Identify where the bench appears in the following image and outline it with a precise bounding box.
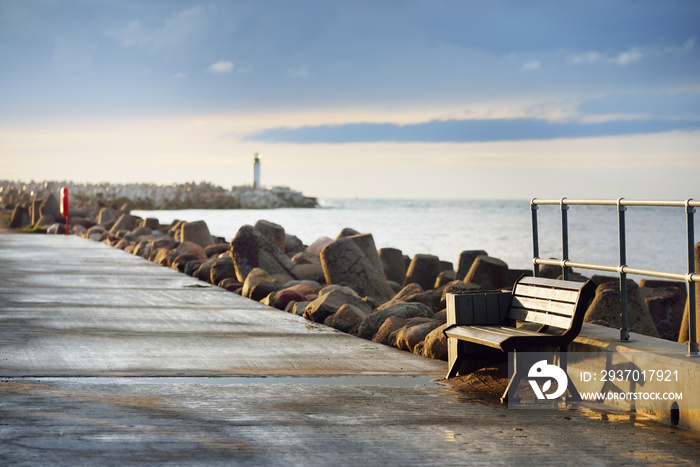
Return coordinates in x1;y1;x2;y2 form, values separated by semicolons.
443;276;596;402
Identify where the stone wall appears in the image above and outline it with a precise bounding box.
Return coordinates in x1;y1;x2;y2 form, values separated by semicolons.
0;180;318;211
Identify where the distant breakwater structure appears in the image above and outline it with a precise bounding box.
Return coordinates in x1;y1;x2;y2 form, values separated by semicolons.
0;180;318;211
2;184;695;366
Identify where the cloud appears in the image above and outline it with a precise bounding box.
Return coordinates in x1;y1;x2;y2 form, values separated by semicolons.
567;51;605;65
109;6;204;54
208;60;234;74
287;66;309;78
568;37;696;66
611;47;643;66
244;117;700;144
170;72;186;79
666;37;696;55
522;60;541;71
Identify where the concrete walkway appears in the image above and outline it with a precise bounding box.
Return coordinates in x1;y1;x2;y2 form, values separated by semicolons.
1;234;699;465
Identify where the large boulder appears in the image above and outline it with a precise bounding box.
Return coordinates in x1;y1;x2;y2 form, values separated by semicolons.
538;263;565;280
346;234;386;280
9;205;29;228
194;257;218;283
152;248;175;266
376;283;433;312
39;192;61;219
306;237;334;256
291;251;318;265
171;253;201;272
336;227;360;239
392;319;443;352
303;287;372;324
184;259;206;276
288;301;311;316
132;238;154;258
46;223;66;235
379;247;406;284
35;214;56;227
181;220;215;248
254;220;286;251
110;213;137;234
420;323;450;360
324;303;371;335
320;237;395;302
357;302;434;340
640;280;687;341
285;234;305;255
264;282;318;310
204;243;230;258
173;241;207;260
584;280;660;338
97;207;118;226
435;270;456;288
150;236;178;252
290;262;325;283
141;217;160;230
372;316;416;345
404;254;441;291
242;268;282;301
229;225;298;283
464;255;509;290
265;287;307;311
85;225;106;240
456;250;488;281
210;256;237;285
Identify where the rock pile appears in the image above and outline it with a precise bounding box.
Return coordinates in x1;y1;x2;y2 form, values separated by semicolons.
0;180;318;211
4;187;694;364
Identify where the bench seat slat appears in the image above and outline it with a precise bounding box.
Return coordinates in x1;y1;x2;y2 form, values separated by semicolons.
444;325;545;349
518;276;587;291
508;308;572;328
514;284;579;303
509;296;576;317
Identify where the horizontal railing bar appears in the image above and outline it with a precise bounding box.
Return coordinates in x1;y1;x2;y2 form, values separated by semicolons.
533;258;700;283
532;198;700;208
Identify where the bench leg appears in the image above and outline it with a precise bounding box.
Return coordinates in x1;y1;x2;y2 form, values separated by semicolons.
501;352;524;403
446;338;464;378
557;349;581;402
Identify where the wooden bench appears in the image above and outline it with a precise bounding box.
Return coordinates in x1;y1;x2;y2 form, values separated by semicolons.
443;276;596;402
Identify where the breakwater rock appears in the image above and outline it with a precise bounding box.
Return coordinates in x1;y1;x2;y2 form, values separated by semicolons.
0;180;318;211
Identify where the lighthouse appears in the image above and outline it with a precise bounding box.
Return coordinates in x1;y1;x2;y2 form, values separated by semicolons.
253;153;261;191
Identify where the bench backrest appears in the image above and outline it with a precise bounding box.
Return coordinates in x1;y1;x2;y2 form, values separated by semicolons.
508;276;594;335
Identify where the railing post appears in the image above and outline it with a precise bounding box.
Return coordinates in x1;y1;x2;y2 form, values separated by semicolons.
531;199;540;277
560;198;569;280
686;199;698;356
618;198;629;341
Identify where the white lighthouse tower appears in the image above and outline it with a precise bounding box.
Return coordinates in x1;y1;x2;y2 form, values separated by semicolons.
253;153;261;191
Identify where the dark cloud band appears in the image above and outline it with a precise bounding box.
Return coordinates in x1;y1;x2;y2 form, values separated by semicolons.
245;118;700;144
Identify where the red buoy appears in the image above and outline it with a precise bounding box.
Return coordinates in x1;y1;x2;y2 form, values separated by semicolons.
59;187;69;235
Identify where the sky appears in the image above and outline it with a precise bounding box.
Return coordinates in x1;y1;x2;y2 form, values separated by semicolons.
1;0;699;200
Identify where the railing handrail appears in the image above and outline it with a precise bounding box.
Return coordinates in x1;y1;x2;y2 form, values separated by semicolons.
530;197;698;357
532;198;700;208
532;258;700;283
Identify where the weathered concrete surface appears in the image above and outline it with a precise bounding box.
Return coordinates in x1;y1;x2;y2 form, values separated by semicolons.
0;235;441;378
1;234;700;466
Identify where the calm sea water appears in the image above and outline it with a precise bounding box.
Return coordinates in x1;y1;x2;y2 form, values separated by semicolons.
134;198;695;277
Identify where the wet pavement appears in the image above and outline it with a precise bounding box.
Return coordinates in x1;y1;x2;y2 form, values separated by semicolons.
1;234;699;466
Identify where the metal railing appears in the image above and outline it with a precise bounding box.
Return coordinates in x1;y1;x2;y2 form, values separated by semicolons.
530;198;699;356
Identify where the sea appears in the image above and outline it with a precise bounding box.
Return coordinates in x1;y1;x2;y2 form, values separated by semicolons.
133;198;696;279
